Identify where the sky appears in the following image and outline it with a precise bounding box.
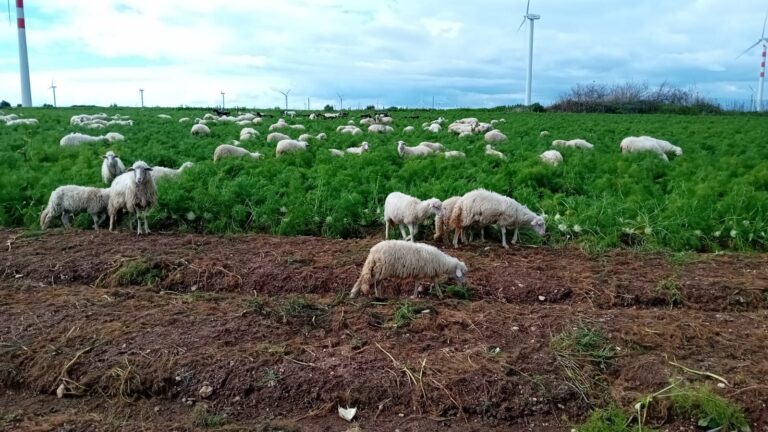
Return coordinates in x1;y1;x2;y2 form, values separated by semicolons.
0;0;767;109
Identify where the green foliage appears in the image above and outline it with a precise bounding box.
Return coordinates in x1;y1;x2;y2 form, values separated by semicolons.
551;325;616;403
671;383;750;431
444;284;473;300
2;108;767;252
656;277;684;307
192;405;228;428
115;257;164;286
576;408;649;432
393;301;415;328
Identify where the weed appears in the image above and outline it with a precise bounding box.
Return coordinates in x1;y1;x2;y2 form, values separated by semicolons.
551;325;615;403
670;383;750;431
115;257;164;286
192;405;228;428
393;302;415;328
258;368;279;387
575;408;649;432
278;296;327;325
0;411;22;427
655;277;684;307
244;297;265;314
444;284;473;300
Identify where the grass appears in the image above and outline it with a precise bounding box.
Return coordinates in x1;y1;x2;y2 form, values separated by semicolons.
114;257;164;286
192;405;228;428
392;301;436;327
443;284;473;300
258;368;279;387
655;277;684;307
670;383;750;431
277;295;327;325
2;107;767;252
576;408;650;432
550;325;616;403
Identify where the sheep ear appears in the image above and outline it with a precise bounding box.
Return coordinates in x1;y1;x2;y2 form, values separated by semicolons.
145;167;153;171
127;167;135;172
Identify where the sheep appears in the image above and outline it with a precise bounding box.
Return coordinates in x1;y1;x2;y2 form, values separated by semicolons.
268;119;289;131
213;144;263;162
448;122;475;135
203;113;218;121
485;144;507;159
316;133;327;140
374;115;393;125
397;141;436;157
179;117;190;123
104;132;125;142
418;141;444;152
484;129;507;143
346;142;369;155
298;133;313;142
101;151;126;184
107;120;134;126
60;132;104;147
619;136;680;161
151;162;194;180
6;118;39;126
252;117;263;125
157;114;172;120
329;149;346;157
349;240;468;299
450;189;545;248
85;123;105;129
540;149;563;166
403;126;415;134
191;124;211;136
360;118;375;126
267;132;291;143
458;131;473;139
368;124;394;134
383;192;442;242
309;113;317;120
338;125;363;135
424;123;441;133
552;139;594;149
107;161;157;235
1;114;19;122
290;124;306;130
540;130;550;137
444;151;466;158
284;110;296;119
39;185;111;230
434;196;461;242
240;127;259;140
275;139;308;157
642;136;682;156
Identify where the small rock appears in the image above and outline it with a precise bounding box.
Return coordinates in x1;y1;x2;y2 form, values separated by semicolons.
154;406;160;413
199;385;214;398
717;383;726;389
538;295;546;301
233;396;240;402
512;326;519;331
398;413;404;417
338;406;357;422
56;384;65;398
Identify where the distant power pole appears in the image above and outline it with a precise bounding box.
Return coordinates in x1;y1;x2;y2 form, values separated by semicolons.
307;97;310;110
49;81;57;107
221;91;226;109
139;89;144;107
432;95;435;110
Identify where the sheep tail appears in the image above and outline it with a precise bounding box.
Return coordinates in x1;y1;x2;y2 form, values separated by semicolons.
39;197;57;229
350;254;375;298
449;201;463;231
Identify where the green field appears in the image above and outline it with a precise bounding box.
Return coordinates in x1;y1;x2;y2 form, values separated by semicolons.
1;107;767;252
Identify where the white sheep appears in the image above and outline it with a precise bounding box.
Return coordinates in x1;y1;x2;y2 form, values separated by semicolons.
101;151;126;184
339;125;363;136
444;151;466;158
485;144;507;159
383;192;442;242
5;118;38;126
237;120;252;126
490;119;506;126
39;185;111;230
151;162;194;180
108;161;157;235
418;141;444;152
298;133;313;142
267;132;291;143
434;196;461;242
157;114;172;120
268;120;289;131
284;110;296;119
104;132;125;142
213;144;263;162
316;133;327;140
203;113;218;121
329;149;346;157
458;131;473;139
620;136;680;161
191;124;211;136
540;130;550;137
240;127;259;140
346;142;369;155
107;120;134;126
397;141;436;157
403;126;415;134
179;118;190;123
290;124;306;130
252;117;264;125
360;118;375;126
450;188;545;248
60;132;104;147
424;123;441;133
275;139;309;157
368;124;394;134
540;150;563;166
349;240;468;299
552;139;594;149
484;130;507;143
642;136;682;156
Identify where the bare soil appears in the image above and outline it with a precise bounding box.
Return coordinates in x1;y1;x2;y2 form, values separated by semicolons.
1;229;767;431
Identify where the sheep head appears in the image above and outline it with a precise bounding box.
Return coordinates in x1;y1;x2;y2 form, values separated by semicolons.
361;142;369;152
452;261;468;283
424;198;443;216
127;161;153;185
530;216;546;236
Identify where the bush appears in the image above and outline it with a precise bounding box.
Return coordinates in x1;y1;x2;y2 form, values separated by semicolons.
0;100;10;108
323;104;334;111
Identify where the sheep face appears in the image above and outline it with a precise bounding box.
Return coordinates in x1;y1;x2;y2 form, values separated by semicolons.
530;216;546;236
127;163;152;185
103;151;119;168
425;198;443;216
452;261;468;283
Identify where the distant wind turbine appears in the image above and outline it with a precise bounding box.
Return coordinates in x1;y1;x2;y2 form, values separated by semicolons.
49;80;57;107
278;89;291;110
221;91;226;109
738;8;768;111
9;0;32;106
337;93;344;110
518;0;540;106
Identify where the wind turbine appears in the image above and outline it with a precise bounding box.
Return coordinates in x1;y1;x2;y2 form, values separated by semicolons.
10;0;32;106
518;0;540;106
49;80;57;107
221;91;226;109
738;8;768;111
337;93;344;111
278;89;290;110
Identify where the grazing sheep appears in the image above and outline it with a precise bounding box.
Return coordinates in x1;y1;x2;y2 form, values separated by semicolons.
290;124;306;130
85;123;105;129
60;132;104;147
450;189;545;248
101;151;126;184
484;130;507;143
179;117;190;123
368;124;394;134
374;115;393;125
268;119;289;131
107;161;157;235
203;113;218;121
424;123;441;133
383;192;442;242
418;141;444;152
329;149;345;157
298;133;313;142
284;110;296;119
360;118;375;126
240;127;259;141
151;162;194;180
444;151;466;158
540;150;563;166
339;125;363;136
552;139;594;149
458;131;473;139
213;144;263;162
434;196;461;242
485;144;507;159
107;120;134;126
349;240;468;299
540;130;550;137
620;136;680;161
39;185;111;230
267;132;291;143
157;114;172;120
403;126;415;134
275;139;308;157
104;132;125;142
397;141;436;157
309;113;317;120
191;124;211;136
316;132;327;140
5;118;38;126
490;119;507;126
252;117;264;125
346;142;369;155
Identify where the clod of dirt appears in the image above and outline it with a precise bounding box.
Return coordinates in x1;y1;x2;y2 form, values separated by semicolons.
199;385;213;398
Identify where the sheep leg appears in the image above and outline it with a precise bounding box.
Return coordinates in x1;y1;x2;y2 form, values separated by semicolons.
374;280;381;298
142;212;150;234
480;227;485;242
433;278;443;299
398;225;408;240
385;220;389;239
452;228;462;247
501;226;509;249
91;214;100;230
408;224;418;242
109;213;115;232
411;282;420;299
512;227;519;244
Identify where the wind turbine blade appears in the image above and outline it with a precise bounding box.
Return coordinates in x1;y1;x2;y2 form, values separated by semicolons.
762;7;768;38
737;39;762;59
525;0;531;15
7;0;11;26
517;16;527;32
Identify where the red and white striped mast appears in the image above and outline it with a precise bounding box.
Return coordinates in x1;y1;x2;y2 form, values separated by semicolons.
15;0;32;107
758;42;766;112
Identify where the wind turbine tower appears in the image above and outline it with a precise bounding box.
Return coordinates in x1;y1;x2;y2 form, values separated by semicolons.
15;0;32;106
49;81;57;107
518;0;540;106
739;10;768;111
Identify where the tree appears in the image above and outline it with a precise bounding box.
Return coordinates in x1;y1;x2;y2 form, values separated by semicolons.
323;104;334;111
0;100;10;108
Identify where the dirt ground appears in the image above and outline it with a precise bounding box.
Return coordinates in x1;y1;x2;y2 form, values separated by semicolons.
1;229;767;432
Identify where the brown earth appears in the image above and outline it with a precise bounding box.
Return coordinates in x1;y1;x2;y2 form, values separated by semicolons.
1;229;767;431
